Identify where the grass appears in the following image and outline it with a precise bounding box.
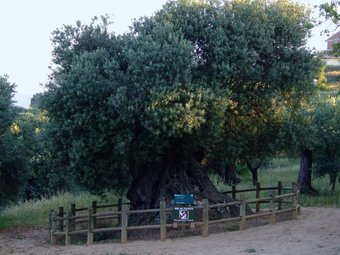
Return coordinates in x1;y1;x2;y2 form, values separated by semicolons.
0;191;120;229
212;157;340;208
0;158;339;230
324;65;340;92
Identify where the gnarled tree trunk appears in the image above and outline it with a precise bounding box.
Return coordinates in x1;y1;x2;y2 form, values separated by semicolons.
127;153;249;224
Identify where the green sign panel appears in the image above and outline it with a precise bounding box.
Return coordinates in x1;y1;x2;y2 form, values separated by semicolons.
173;207;194;222
173;194;194;205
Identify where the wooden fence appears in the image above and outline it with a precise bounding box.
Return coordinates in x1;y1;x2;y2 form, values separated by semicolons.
48;182;301;245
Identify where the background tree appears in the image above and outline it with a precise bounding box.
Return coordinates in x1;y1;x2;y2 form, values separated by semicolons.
8;108;52;199
0;76;52;204
0;75;15;134
313;95;340;191
319;1;340;27
280;93;340;194
42;0;319;216
241;112;282;186
279;95;322;195
0;75;21;204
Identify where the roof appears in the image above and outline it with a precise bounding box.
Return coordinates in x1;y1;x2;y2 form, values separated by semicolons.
326;30;340;42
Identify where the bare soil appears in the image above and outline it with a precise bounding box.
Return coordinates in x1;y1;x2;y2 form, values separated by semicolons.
0;207;339;255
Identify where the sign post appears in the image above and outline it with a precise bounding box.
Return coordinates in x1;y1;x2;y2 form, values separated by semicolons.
172;194;195;226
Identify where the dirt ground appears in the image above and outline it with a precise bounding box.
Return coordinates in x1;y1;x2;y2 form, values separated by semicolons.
0;207;339;255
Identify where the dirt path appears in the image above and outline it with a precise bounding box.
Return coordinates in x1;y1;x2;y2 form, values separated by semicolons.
0;207;339;255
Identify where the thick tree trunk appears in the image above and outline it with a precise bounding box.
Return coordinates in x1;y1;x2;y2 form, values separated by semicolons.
298;149;317;194
127;157;249;224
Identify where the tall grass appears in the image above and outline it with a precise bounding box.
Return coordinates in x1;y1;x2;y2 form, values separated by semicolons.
0;191;121;229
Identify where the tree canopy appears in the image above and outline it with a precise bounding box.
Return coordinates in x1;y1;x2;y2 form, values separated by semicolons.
0;75;15;135
312;95;340;191
0;75;21;203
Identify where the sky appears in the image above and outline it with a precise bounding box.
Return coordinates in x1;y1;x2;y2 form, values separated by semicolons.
0;0;336;108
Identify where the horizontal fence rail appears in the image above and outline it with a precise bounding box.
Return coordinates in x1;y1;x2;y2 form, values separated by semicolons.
48;182;301;245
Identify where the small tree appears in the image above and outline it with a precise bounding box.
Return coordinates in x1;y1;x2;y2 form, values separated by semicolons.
313;95;340;191
280;99;319;194
283;94;340;193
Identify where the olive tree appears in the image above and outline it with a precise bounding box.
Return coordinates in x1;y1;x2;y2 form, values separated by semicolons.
313;95;340;191
43;0;319;216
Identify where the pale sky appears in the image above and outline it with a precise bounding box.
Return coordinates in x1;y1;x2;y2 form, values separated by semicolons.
0;0;335;108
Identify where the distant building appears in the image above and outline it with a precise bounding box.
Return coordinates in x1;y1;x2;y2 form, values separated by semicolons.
326;30;340;50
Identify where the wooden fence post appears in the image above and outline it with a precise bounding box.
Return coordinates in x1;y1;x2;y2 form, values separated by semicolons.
270;192;276;224
87;208;93;245
278;181;282;210
239;195;246;231
70;204;76;232
58;207;64;232
118;198;122;225
50;210;57;245
202;199;209;237
232;185;236;200
295;182;301;216
71;203;76;214
92;201;97;229
292;182;300;218
292;192;298;220
48;210;52;240
121;204;128;243
256;182;261;212
65;210;71;245
160;200;167;241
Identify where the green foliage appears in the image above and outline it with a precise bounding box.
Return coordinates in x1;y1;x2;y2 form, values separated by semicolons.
316;65;328;90
319;1;340;26
331;42;340;57
0;79;61;203
0;75;15;135
0;107;53;202
0;75;21;204
312;95;340;189
30;92;44;108
280;92;340;187
42;0;319;193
